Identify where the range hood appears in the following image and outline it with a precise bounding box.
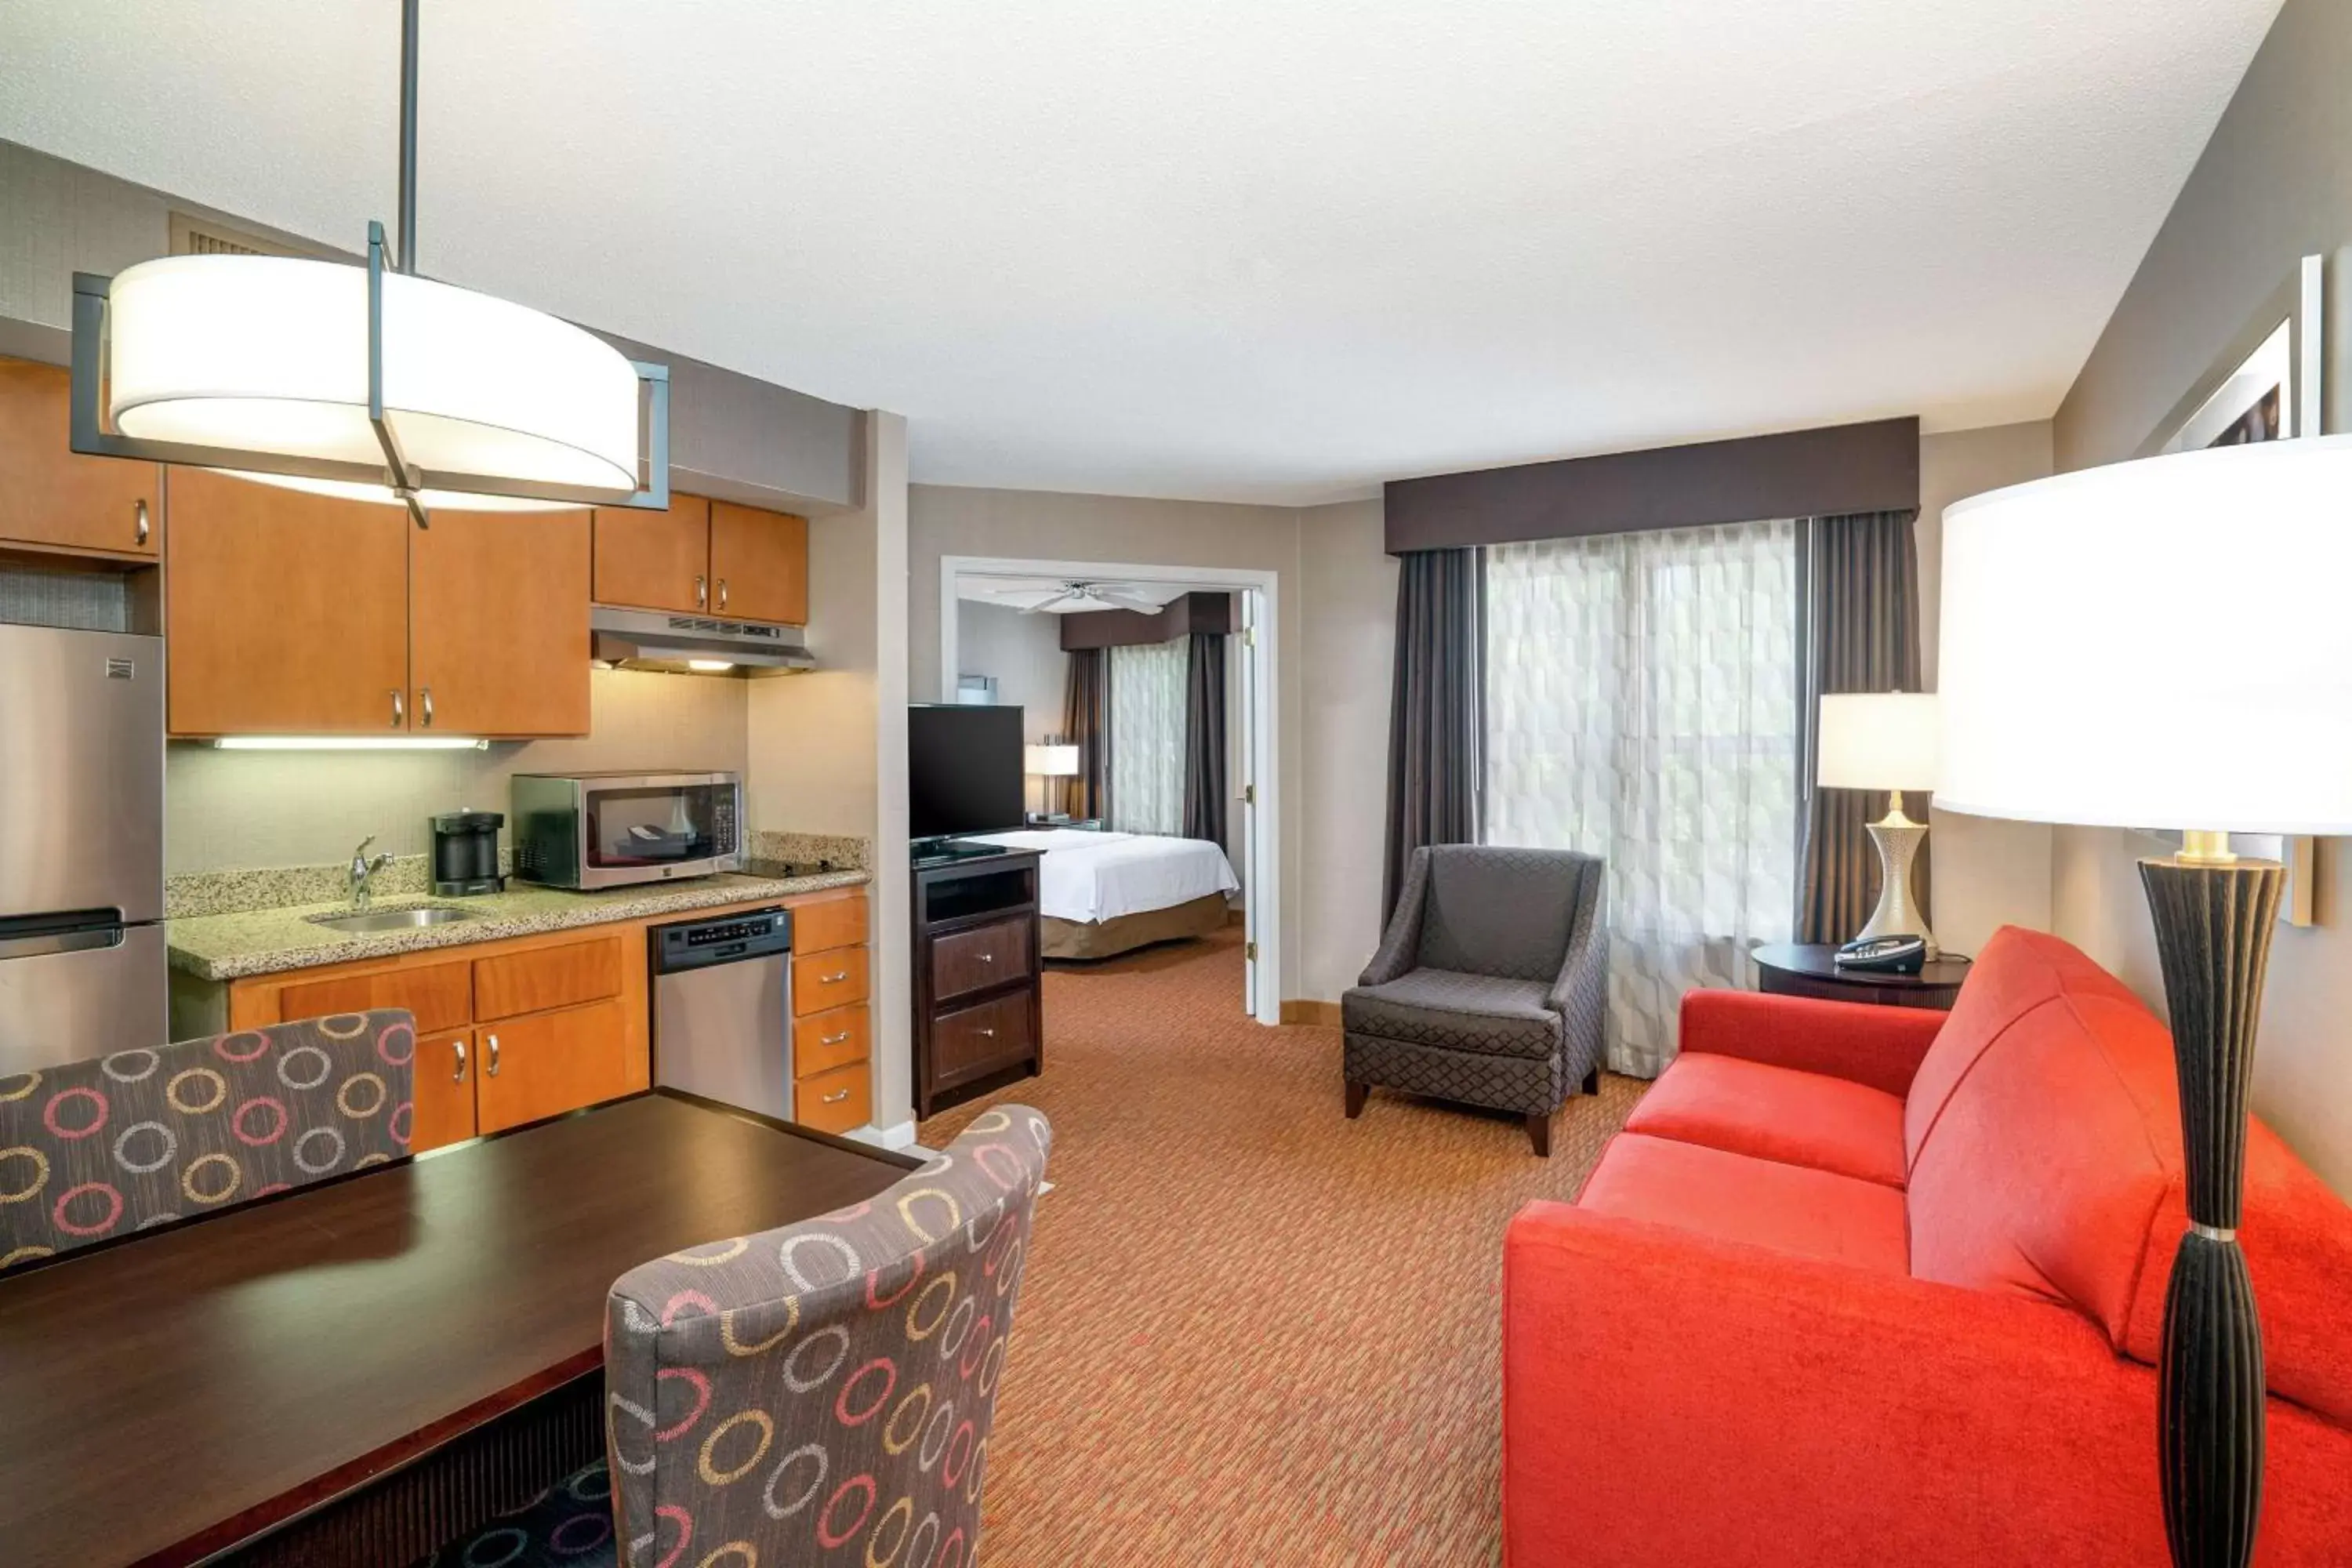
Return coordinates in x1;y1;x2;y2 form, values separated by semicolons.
590;606;815;677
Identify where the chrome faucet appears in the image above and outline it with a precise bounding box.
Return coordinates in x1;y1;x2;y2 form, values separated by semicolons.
347;837;394;909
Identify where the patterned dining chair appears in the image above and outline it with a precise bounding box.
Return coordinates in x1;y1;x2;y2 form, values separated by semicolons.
0;1009;417;1272
418;1105;1054;1568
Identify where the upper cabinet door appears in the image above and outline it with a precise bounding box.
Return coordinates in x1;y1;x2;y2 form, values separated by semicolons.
165;469;410;736
708;500;809;625
591;494;710;613
0;358;160;560
411;508;591;737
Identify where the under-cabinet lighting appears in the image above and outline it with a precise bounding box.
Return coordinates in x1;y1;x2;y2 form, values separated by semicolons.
209;736;489;751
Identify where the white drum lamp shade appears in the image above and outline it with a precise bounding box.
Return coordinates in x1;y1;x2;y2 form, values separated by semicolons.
1025;745;1082;778
107;255;643;512
1816;693;1939;793
1938;434;2352;837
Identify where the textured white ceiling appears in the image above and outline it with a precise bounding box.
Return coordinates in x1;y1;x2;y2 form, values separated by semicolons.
0;2;2280;503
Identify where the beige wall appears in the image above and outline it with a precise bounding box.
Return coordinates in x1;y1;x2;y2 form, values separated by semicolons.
165;670;749;874
954;601;1066;746
2047;0;2351;1195
1916;422;2057;960
1296;499;1396;1000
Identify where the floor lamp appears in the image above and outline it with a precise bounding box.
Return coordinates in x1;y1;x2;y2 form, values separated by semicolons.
1936;434;2352;1566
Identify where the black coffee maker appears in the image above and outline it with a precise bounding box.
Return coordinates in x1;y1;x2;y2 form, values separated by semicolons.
430;810;505;896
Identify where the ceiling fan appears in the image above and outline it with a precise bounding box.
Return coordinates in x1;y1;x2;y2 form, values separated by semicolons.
990;579;1167;615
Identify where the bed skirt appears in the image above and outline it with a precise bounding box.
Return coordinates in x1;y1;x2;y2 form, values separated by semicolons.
1042;893;1232;960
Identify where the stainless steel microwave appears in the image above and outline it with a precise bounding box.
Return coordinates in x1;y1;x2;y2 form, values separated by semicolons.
510;771;743;889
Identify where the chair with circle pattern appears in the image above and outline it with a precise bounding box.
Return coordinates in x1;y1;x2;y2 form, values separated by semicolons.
0;1009;418;1272
417;1104;1053;1568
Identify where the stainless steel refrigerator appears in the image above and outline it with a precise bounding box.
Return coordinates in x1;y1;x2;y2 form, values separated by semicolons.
0;622;166;1074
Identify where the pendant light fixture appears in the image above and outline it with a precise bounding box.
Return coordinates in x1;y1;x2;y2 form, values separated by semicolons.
67;0;667;526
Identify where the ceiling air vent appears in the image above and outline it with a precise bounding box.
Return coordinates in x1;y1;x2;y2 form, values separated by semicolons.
167;213;317;260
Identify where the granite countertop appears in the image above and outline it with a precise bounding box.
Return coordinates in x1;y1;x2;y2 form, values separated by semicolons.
167;869;870;982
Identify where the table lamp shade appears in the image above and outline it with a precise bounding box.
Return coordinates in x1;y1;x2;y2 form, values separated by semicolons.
1817;693;1938;790
1025;744;1081;779
1938;434;2352;835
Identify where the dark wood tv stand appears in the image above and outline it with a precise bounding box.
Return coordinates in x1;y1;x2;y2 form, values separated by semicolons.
912;848;1044;1120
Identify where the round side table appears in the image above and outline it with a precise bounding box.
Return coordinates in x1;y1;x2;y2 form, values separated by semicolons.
1749;942;1972;1011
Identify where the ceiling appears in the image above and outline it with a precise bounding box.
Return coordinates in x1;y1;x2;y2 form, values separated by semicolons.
0;2;2281;505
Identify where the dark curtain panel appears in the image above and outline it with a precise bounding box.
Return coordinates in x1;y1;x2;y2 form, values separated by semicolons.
1182;631;1228;844
1796;509;1929;942
1058;648;1111;821
1383;548;1485;918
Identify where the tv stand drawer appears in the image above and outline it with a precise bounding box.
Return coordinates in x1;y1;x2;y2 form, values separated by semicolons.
931;916;1034;1004
932;992;1034;1087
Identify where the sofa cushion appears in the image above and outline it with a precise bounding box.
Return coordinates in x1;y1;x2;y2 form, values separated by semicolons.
1342;970;1561;1058
1627;1053;1907;1188
1575;1133;1909;1276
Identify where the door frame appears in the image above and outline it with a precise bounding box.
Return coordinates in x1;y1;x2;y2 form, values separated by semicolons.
938;554;1283;1025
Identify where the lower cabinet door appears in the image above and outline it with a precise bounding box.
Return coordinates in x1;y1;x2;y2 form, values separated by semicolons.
408;1028;478;1154
475;999;630;1135
794;1062;871;1134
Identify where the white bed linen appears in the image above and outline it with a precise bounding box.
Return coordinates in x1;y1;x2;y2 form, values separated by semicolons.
967;828;1239;924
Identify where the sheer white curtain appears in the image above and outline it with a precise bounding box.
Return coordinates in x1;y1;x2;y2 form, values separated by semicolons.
1486;521;1799;1076
1109;639;1185;834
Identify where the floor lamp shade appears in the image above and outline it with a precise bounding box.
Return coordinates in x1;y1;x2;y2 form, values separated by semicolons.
1937;432;2352;1568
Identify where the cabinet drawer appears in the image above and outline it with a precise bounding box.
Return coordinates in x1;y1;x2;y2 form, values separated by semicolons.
279;960;472;1036
792;946;869;1016
794;1003;870;1079
408;1029;478;1154
932;991;1033;1087
476;999;630;1135
794;1062;871;1134
793;892;868;954
474;936;622;1022
931;916;1033;1004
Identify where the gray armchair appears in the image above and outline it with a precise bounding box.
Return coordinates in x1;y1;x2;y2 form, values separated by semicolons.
1342;844;1606;1155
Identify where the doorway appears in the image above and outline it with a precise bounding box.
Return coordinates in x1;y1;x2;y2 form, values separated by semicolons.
939;555;1281;1023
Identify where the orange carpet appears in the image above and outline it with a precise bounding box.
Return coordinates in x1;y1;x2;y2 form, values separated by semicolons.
918;924;1641;1566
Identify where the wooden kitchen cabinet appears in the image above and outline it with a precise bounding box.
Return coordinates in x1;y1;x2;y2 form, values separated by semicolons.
709;500;808;624
165;468;410;736
794;1061;871;1135
0;357;161;562
476;999;631;1134
793;946;871;1017
410;507;591;737
409;1028;479;1153
591;493;710;613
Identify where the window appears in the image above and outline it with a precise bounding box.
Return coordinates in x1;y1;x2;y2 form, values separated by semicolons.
1485;520;1798;1074
1109;638;1185;834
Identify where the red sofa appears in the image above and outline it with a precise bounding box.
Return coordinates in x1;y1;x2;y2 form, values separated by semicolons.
1503;926;2352;1566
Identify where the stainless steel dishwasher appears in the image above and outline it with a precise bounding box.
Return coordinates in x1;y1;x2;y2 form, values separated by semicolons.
649;906;793;1118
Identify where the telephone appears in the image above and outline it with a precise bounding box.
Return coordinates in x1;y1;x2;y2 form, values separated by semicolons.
1834;934;1928;974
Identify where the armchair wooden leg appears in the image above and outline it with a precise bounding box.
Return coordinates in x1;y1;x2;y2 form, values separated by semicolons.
1345;1082;1368;1120
1525;1112;1552;1157
1582;1065;1600;1095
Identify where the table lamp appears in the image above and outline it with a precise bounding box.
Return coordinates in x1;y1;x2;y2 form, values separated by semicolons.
1816;691;1940;957
1024;742;1080;822
1937;433;2352;1568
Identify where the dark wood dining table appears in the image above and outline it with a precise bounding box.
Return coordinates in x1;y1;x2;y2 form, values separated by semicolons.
0;1090;921;1568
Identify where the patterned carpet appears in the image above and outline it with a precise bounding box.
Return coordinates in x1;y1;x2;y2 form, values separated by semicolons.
918;925;1642;1566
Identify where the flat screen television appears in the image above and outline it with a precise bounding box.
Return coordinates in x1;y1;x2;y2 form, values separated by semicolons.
908;702;1025;841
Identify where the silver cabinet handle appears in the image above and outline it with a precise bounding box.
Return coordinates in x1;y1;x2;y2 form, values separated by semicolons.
717;578;728;612
978;952;995;964
977;1026;996;1039
390;688;405;728
452;1038;467;1082
420;686;434;728
821;970;848;984
135;499;151;546
820;1029;852;1046
485;1033;500;1076
822;1088;851;1104
695;574;707;609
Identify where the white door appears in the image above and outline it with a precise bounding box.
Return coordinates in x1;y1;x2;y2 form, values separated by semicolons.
1238;588;1263;1017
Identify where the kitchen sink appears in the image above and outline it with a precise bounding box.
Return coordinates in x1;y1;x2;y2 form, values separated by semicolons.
307;906;475;935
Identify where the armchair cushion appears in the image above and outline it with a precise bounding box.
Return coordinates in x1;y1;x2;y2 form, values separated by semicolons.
1415;846;1597;982
1342;970;1561;1059
1626;1051;1908;1188
1574;1133;1909;1276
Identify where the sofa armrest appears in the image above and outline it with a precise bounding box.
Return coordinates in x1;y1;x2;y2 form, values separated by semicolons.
1679;987;1944;1098
1502;1200;2167;1567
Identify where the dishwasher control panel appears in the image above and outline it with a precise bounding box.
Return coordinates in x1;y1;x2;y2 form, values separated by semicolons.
652;908;793;972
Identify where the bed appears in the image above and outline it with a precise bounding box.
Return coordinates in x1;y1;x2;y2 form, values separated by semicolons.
968;827;1240;959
